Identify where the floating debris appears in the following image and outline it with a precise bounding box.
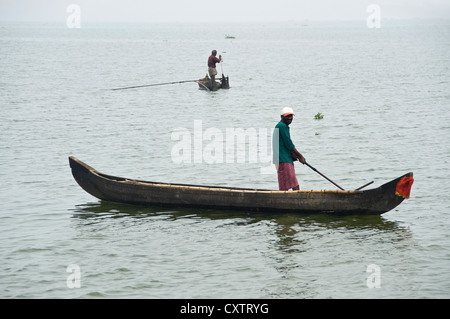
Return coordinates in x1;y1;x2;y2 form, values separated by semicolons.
314;112;324;120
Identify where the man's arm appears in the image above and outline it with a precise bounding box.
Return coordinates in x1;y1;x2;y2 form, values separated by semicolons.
291;148;306;164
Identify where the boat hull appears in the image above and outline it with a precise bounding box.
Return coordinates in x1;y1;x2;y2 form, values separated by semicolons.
69;156;412;215
197;75;230;91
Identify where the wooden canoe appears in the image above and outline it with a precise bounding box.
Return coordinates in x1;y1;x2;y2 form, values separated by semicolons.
69;156;413;215
197;74;230;91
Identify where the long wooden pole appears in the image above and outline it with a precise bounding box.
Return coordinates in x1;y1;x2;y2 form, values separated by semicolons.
305;162;345;190
112;79;200;91
355;181;374;191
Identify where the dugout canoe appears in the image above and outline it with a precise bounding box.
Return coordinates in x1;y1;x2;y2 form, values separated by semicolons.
197;74;230;91
69;156;413;215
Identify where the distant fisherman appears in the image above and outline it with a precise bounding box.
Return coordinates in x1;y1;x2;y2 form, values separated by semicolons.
273;107;306;191
208;50;222;87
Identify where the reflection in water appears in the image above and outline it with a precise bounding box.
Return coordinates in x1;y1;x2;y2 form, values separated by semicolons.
266;214;414;298
71;200;412;252
71;201;401;225
70;200;410;240
69;200;415;298
273;214;404;252
71;200;258;223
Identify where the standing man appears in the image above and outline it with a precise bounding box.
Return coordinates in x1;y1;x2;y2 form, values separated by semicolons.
273;107;306;191
208;50;222;88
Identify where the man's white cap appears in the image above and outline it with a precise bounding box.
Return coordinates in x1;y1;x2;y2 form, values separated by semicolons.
281;107;295;116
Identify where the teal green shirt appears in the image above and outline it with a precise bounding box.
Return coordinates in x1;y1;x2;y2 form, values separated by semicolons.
273;120;295;164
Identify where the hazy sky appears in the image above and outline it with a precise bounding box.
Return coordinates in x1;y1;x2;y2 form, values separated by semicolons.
1;0;449;22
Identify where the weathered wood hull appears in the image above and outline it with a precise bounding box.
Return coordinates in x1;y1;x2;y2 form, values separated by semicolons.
69;156;412;215
197;75;230;91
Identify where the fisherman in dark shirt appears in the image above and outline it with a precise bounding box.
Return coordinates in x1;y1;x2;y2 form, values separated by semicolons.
208;50;222;87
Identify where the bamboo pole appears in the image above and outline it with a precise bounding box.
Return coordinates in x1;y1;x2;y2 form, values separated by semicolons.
112;79;200;91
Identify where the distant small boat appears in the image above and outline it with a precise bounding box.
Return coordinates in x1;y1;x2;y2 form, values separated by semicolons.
69;156;413;215
225;34;235;39
197;74;230;91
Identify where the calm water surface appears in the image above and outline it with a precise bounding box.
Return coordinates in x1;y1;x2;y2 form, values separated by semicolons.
0;21;449;298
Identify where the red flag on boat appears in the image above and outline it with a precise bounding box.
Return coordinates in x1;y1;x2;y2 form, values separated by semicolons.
395;176;414;199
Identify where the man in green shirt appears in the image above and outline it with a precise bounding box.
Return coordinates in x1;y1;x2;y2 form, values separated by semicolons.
273;107;306;190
